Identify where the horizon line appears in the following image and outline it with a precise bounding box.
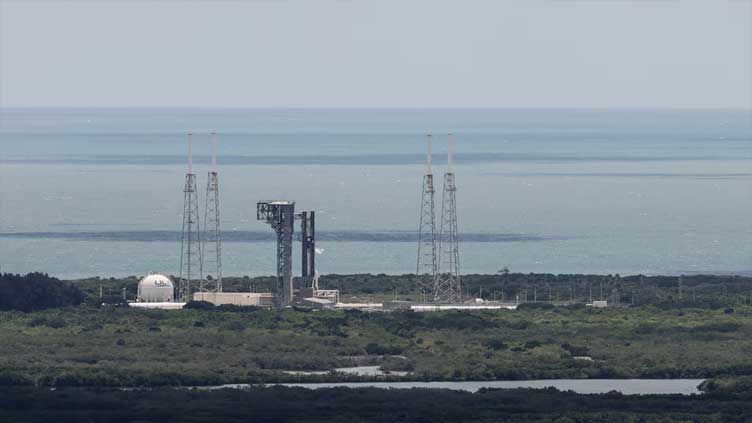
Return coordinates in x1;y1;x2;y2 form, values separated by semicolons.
1;106;750;112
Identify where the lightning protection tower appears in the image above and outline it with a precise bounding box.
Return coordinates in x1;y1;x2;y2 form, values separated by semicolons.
434;134;461;303
178;133;203;302
416;134;437;299
202;131;222;293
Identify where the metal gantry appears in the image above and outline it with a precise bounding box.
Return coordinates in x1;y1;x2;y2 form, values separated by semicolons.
257;201;296;307
416;134;438;298
179;133;203;302
202;131;222;293
434;134;462;303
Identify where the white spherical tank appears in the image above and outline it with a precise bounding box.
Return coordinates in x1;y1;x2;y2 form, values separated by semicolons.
137;273;175;303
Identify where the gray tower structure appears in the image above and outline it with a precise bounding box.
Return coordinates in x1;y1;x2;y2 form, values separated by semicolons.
434;134;462;303
299;211;316;284
257;201;296;307
416;134;437;298
202;132;222;293
179;133;203;302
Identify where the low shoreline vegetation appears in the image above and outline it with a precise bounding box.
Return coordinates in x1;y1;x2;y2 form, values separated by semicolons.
1;385;751;423
0;304;751;387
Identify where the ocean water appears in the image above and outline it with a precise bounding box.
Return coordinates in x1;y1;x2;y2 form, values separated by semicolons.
1;108;751;279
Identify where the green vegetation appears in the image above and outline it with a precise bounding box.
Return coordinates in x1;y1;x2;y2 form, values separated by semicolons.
1;304;751;387
1;384;751;423
700;376;752;396
3;271;752;420
0;273;84;312
1;271;750;390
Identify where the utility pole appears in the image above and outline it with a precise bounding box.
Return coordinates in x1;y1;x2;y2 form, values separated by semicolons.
572;283;576;303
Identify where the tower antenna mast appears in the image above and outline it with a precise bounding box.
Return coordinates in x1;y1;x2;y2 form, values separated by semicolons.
434;133;461;303
416;134;438;299
203;131;222;294
179;132;203;302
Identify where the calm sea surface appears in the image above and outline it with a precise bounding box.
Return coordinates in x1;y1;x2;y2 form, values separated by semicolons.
1;108;751;279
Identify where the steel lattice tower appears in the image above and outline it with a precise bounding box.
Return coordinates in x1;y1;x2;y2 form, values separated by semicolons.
202;132;222;293
434;134;462;303
416;134;437;299
178;133;203;302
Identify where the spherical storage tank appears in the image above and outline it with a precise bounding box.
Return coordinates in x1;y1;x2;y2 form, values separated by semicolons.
137;273;175;302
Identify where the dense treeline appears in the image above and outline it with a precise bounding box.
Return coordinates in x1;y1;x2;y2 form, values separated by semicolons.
0;385;751;423
0;273;84;312
701;376;752;396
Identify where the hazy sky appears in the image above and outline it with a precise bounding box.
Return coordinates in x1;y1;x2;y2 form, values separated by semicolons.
0;0;749;108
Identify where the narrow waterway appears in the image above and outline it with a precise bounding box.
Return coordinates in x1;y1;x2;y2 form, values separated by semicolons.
209;379;706;395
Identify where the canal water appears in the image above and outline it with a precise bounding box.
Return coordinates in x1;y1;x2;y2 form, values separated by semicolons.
210;378;706;395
